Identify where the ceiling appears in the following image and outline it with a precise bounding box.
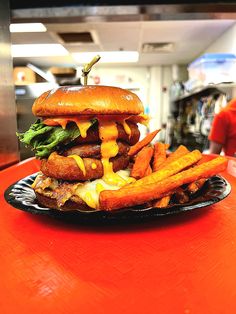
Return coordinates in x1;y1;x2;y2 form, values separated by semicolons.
11;19;236;68
10;1;236;10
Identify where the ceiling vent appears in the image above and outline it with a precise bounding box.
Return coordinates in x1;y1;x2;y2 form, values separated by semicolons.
58;32;94;43
142;42;174;53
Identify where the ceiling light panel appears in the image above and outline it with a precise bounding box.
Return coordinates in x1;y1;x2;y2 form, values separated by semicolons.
11;44;69;57
10;23;47;33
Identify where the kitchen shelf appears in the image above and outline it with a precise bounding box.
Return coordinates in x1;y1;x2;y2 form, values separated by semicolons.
173;83;236;103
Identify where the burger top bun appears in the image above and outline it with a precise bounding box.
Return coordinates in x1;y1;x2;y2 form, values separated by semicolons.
32;85;144;117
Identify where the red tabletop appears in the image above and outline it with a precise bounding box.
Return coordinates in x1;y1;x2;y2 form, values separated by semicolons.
0;156;236;314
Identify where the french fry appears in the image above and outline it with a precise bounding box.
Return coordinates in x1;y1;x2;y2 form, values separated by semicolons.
187;178;206;194
131;146;154;179
128;129;161;156
153;195;171;208
127;149;202;188
153;142;167;171
99;156;228;210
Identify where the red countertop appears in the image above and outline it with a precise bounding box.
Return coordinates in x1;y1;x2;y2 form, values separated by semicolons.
0;156;236;314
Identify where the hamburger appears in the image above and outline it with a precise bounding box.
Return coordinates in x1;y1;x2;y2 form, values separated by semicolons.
18;85;147;211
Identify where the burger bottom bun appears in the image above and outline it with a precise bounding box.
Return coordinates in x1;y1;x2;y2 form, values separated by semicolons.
35;192;93;212
41;152;130;181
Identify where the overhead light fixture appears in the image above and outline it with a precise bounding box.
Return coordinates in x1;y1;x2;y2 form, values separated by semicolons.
10;23;47;33
11;44;69;57
72;51;139;63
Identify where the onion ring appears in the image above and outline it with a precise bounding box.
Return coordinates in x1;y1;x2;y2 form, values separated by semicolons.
41;152;130;181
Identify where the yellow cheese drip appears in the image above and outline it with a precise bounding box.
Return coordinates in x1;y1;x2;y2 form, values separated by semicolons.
122;119;132;138
101;158;126;187
84;191;97;209
98;120;127;187
137;113;150;126
68;155;86;176
75;120;92;138
96;183;105;193
91;163;97;169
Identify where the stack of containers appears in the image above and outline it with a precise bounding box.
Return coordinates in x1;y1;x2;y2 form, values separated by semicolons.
187;53;236;89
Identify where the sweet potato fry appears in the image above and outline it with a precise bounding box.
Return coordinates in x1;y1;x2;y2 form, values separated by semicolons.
131;146;154;179
128;129;161;156
99;156;228;210
187;178;206;194
156;145;190;172
175;188;189;204
144;165;152;177
153;142;167;171
127;149;202;188
153;195;171;208
164;145;190;166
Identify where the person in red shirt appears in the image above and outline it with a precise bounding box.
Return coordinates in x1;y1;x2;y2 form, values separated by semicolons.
209;98;236;157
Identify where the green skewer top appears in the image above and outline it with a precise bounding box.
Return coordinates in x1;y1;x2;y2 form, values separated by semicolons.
82;55;101;85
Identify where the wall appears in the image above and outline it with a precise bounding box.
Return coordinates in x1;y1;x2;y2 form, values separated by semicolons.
203;24;236;54
87;66;149;108
148;66;162;134
0;0;19;169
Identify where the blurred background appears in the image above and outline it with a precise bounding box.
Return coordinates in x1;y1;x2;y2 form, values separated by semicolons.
2;0;236;168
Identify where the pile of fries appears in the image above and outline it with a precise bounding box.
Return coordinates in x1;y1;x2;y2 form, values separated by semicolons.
99;129;228;211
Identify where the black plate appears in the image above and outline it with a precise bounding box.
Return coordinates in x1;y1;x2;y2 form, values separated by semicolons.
4;173;231;223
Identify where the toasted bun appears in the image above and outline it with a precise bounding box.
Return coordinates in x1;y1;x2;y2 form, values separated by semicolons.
32;85;144;117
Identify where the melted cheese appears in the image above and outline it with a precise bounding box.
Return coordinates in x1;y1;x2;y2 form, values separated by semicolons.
91;163;97;169
96;183;105;193
43;117;92;137
68;155;86;176
101;158;127;187
84;191;97;209
75;120;92;138
122;119;132;138
127;113;150;126
98;119;127;187
74;170;134;209
43;118;68;129
59;119;67;129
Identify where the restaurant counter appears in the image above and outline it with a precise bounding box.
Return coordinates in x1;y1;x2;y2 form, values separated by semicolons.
0;156;236;313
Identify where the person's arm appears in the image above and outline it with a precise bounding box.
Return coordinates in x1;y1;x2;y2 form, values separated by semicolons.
208;110;227;155
209;140;223;155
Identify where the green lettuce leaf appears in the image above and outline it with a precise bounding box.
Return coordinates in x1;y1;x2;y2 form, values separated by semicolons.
17;119;96;158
